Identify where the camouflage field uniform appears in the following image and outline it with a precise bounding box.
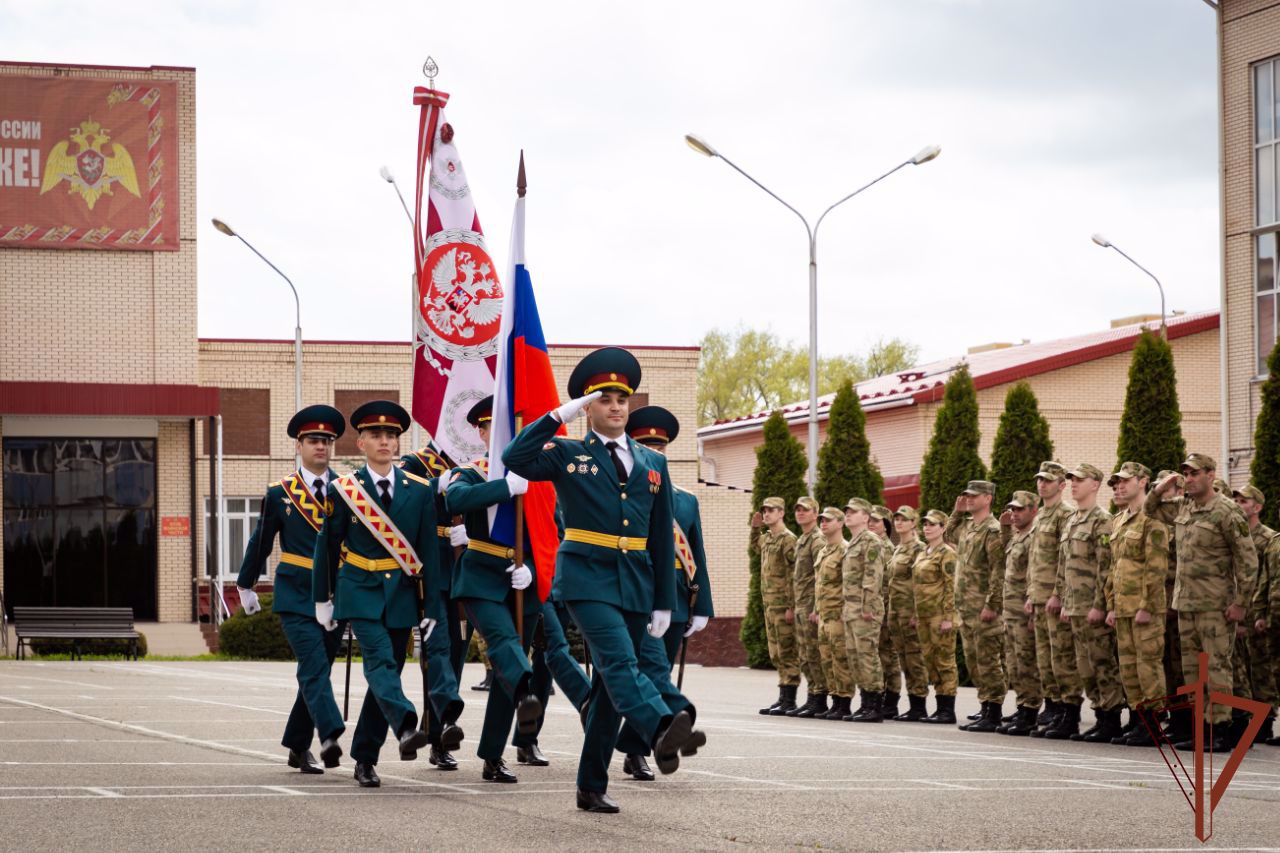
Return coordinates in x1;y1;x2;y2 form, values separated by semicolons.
751;525;801;688
1265;533;1280;713
815;540;853;697
874;528;901;696
947;512;1007;704
913;542;959;695
842;528;886;693
887;536;929;699
793;526;827;695
1026;498;1074;705
1234;523;1277;704
1105;506;1169;708
1002;521;1041;709
1057;503;1123;711
1145;489;1258;724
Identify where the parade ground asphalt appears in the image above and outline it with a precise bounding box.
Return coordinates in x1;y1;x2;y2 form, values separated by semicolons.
1;662;1278;853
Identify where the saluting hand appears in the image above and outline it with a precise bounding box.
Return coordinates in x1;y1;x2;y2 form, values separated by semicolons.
552;391;602;424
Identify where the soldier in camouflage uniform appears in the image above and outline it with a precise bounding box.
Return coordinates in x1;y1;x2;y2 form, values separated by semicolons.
946;480;1007;732
870;505;902;717
887;506;930;721
814;507;853;720
1103;462;1169;747
842;498;887;722
1232;485;1277;744
750;496;801;715
1151;470;1190;741
997;491;1042;735
915;509;959;724
1264;512;1280;746
789;496;828;718
1146;454;1259;751
1024;462;1076;737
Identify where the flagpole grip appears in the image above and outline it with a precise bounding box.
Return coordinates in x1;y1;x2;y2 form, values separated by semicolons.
514;413;525;640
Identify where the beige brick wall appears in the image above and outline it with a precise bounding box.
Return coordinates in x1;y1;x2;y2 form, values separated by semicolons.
156;421;194;621
1222;1;1280;484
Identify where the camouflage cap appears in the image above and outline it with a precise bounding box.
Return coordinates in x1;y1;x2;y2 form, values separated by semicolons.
1233;484;1265;504
845;497;872;513
1180;453;1217;472
1034;461;1068;481
1006;490;1039;509
922;509;949;526
871;505;892;520
1156;469;1178;482
1213;478;1230;495
820;506;845;522
761;496;786;510
1108;461;1152;486
893;505;919;522
962;480;996;496
794;496;819;512
1067;463;1104;482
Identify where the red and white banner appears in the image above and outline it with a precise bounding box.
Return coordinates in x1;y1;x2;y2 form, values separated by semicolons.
410;87;501;464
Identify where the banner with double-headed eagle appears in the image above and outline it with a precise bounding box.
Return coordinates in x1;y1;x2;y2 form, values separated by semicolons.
410;87;502;463
0;76;180;251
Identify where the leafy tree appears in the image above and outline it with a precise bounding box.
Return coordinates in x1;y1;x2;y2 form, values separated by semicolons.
1251;338;1280;529
698;326;919;424
989;382;1054;509
816;379;883;508
1115;329;1187;478
918;364;986;512
741;411;809;668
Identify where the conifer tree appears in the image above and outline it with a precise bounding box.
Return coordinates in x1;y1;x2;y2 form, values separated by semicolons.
989;382;1054;509
1251;339;1280;529
816;380;884;509
1115;329;1187;477
918;364;986;511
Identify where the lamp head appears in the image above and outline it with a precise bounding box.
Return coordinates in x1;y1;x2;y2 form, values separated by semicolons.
684;134;718;158
379;166;394;183
211;218;236;237
1091;233;1111;248
910;144;942;165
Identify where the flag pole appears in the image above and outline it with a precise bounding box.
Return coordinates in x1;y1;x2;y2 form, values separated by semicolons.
512;151;528;642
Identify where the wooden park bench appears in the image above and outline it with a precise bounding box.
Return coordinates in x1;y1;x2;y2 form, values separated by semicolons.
12;607;141;660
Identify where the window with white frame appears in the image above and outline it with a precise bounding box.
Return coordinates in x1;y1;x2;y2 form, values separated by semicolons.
203;496;263;579
1256;58;1280;376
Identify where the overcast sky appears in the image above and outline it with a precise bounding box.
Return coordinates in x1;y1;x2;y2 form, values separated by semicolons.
7;0;1220;365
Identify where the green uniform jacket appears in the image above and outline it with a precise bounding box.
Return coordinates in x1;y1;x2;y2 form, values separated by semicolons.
400;453;456;596
793;528;824;615
443;461;541;612
674;486;713;622
311;465;442;627
502;414;676;614
237;471;336;617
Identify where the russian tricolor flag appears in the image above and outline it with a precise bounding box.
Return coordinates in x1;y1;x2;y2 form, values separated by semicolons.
486;158;562;600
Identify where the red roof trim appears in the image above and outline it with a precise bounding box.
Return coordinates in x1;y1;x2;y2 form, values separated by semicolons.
0;382;219;417
199;337;700;352
0;60;195;72
911;314;1219;404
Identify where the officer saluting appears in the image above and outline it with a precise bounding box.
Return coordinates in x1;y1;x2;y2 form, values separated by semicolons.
236;405;348;774
502;347;701;814
311;401;444;787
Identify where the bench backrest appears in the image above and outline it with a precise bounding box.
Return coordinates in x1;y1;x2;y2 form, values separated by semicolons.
13;607;136;632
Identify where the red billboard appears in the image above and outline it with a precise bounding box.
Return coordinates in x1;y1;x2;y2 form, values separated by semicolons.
0;76;180;251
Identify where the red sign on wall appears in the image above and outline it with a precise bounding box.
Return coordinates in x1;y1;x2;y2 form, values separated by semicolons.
160;516;190;537
0;76;180;250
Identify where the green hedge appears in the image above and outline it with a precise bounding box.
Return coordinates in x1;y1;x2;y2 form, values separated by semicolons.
219;594;294;660
29;632;148;659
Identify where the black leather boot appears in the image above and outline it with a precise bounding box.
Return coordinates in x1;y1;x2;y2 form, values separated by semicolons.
825;695;851;720
1082;707;1124;743
792;692;827;718
1044;702;1082;740
1029;700;1060;738
880;691;899;719
845;692;868;722
851;691;883;723
759;687;785;715
769;685;798;716
965;702;1002;733
922;694;957;724
894;694;928;722
1002;706;1040;737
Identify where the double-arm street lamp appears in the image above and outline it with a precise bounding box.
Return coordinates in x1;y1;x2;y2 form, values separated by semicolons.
685;134;941;494
1091;233;1167;337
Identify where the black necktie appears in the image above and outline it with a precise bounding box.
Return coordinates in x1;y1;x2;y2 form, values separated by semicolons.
313;478;326;503
604;441;627;486
377;478;391;506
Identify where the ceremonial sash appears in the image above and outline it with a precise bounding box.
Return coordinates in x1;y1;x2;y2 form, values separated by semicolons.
282;473;331;532
333;473;422;577
415;449;450;477
674;521;698;583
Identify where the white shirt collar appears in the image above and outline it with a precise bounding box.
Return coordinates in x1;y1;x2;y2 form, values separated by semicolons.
365;464;396;499
298;469;330;495
592;430;633;475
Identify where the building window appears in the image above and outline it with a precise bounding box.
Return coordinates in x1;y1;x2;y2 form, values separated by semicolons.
1255;59;1280;376
202;388;271;455
334;389;400;457
203;496;262;580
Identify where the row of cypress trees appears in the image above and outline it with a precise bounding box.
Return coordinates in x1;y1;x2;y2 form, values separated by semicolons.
742;329;1280;665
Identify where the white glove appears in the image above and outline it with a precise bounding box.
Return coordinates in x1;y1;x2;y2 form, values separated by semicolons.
449;524;469;547
436;475;450;494
505;471;529;497
648;610;672;638
552;391;602;424
507;563;533;590
419;617;436;642
683;614;709;638
238;587;261;615
315;601;337;631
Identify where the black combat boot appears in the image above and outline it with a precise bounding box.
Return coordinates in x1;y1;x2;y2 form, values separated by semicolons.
1029;700;1060;738
895;694;929;722
1122;709;1159;747
759;687;785;715
922;694;957;724
1082;707;1125;743
820;696;847;720
965;702;1002;733
1002;706;1040;737
792;692;828;718
769;685;798;716
1044;701;1082;740
1174;722;1230;753
851;691;883;723
1001;707;1019;724
1259;712;1276;745
1117;707;1137;737
880;691;900;719
844;692;868;722
1071;707;1104;742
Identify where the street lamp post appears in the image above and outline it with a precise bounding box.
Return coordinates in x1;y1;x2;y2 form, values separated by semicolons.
380;167;423;452
685;135;941;495
211;217;303;446
1091;233;1167;338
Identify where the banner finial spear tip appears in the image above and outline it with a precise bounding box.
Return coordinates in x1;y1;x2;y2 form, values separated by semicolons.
517;149;527;198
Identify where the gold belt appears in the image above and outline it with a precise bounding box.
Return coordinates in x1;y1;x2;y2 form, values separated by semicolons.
564;528;648;552
341;549;401;572
467;540;515;560
278;552;312;569
437;525;451;538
